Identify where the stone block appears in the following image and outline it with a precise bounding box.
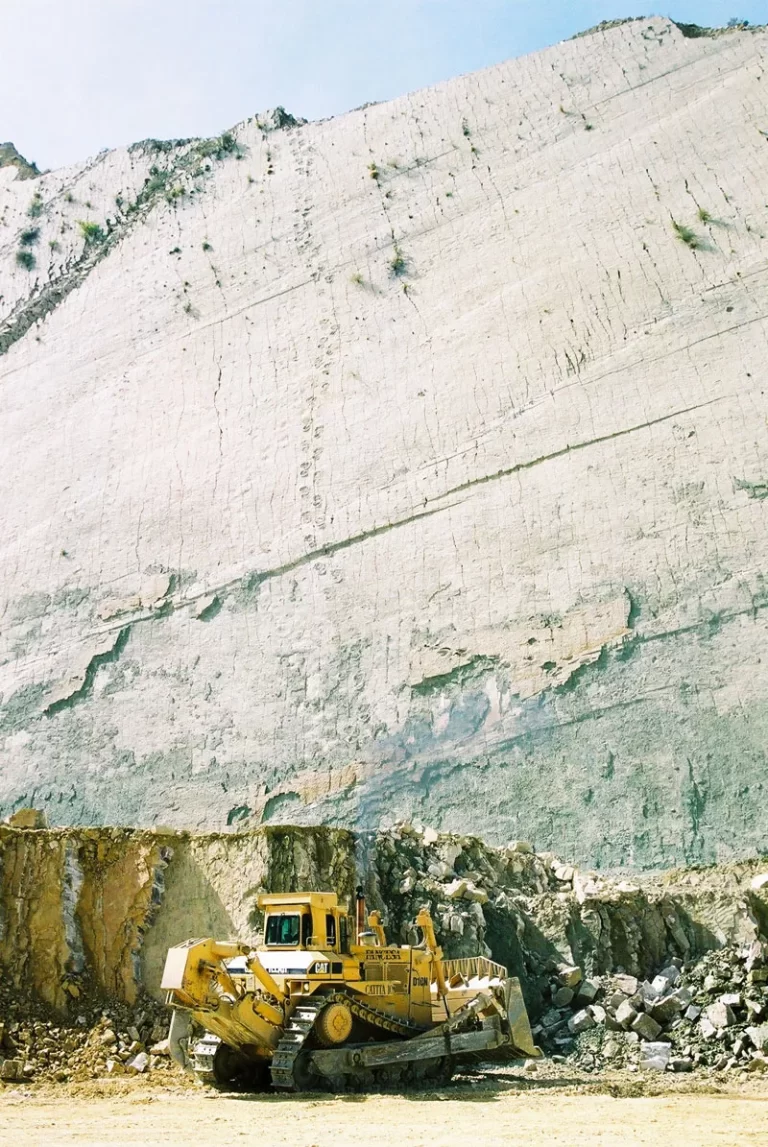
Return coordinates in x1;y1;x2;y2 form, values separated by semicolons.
640;980;661;1004
541;1009;567;1031
0;1059;22;1081
649;994;683;1026
615;1000;638;1029
614;975;638;996
606;991;627;1012
639;1042;670;1071
631;1013;663;1041
747;1024;768;1052
126;1051;149;1074
448;913;464;935
445;879;468;900
651;973;675;996
704;1002;736;1030
463;882;489;904
568;1009;595;1035
576;979;600;1004
558;966;583;989
553;987;574;1008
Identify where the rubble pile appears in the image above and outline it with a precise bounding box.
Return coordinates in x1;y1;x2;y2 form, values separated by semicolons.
369;826;561;1010
1;820;766;1086
535;941;768;1075
0;981;176;1085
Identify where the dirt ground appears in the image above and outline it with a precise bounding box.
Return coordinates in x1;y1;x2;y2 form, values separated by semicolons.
1;1069;767;1147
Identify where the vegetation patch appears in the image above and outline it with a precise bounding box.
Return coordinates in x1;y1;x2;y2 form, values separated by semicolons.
78;220;105;244
389;245;407;277
195;131;242;161
144;167;169;196
15;249;35;271
672;219;702;249
674;20;752;38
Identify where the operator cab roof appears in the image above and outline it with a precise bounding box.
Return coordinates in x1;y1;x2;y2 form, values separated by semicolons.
257;891;340;910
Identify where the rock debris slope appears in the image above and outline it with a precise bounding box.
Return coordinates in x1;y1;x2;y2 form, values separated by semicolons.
1;19;768;867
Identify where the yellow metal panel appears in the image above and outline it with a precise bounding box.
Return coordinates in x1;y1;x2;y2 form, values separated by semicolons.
161;946;192;991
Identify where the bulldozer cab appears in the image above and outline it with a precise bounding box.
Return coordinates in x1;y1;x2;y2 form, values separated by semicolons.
258;892;348;954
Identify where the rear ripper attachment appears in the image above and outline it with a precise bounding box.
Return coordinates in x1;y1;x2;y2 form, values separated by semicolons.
162;887;539;1092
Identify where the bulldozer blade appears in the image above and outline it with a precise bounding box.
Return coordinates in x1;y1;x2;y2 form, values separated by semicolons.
504;978;541;1058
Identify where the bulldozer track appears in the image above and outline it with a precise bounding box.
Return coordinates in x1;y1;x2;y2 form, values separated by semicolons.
269;1002;323;1090
191;1034;223;1085
270;992;442;1092
327;991;427;1039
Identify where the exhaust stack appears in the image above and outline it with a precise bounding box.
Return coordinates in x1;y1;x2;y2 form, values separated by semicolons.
355;885;366;944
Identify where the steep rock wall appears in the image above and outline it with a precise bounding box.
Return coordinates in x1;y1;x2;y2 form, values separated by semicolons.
1;823;766;1017
1;20;768;865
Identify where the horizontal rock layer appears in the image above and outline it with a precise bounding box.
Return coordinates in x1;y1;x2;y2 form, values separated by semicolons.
1;20;768;864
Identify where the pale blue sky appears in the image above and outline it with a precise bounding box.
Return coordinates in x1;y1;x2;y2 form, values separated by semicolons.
2;1;765;170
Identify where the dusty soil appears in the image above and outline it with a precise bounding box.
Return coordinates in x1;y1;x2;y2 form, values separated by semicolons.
1;1069;767;1146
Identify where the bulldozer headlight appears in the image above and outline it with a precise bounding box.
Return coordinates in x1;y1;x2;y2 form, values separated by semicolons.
303;981;311;992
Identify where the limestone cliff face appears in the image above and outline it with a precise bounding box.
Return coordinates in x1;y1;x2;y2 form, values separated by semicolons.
1;19;768;867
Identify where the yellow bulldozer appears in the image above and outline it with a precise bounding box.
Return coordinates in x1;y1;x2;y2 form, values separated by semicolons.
161;887;539;1091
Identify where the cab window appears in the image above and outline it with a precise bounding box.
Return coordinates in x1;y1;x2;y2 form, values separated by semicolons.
326;913;336;947
265;913;300;946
